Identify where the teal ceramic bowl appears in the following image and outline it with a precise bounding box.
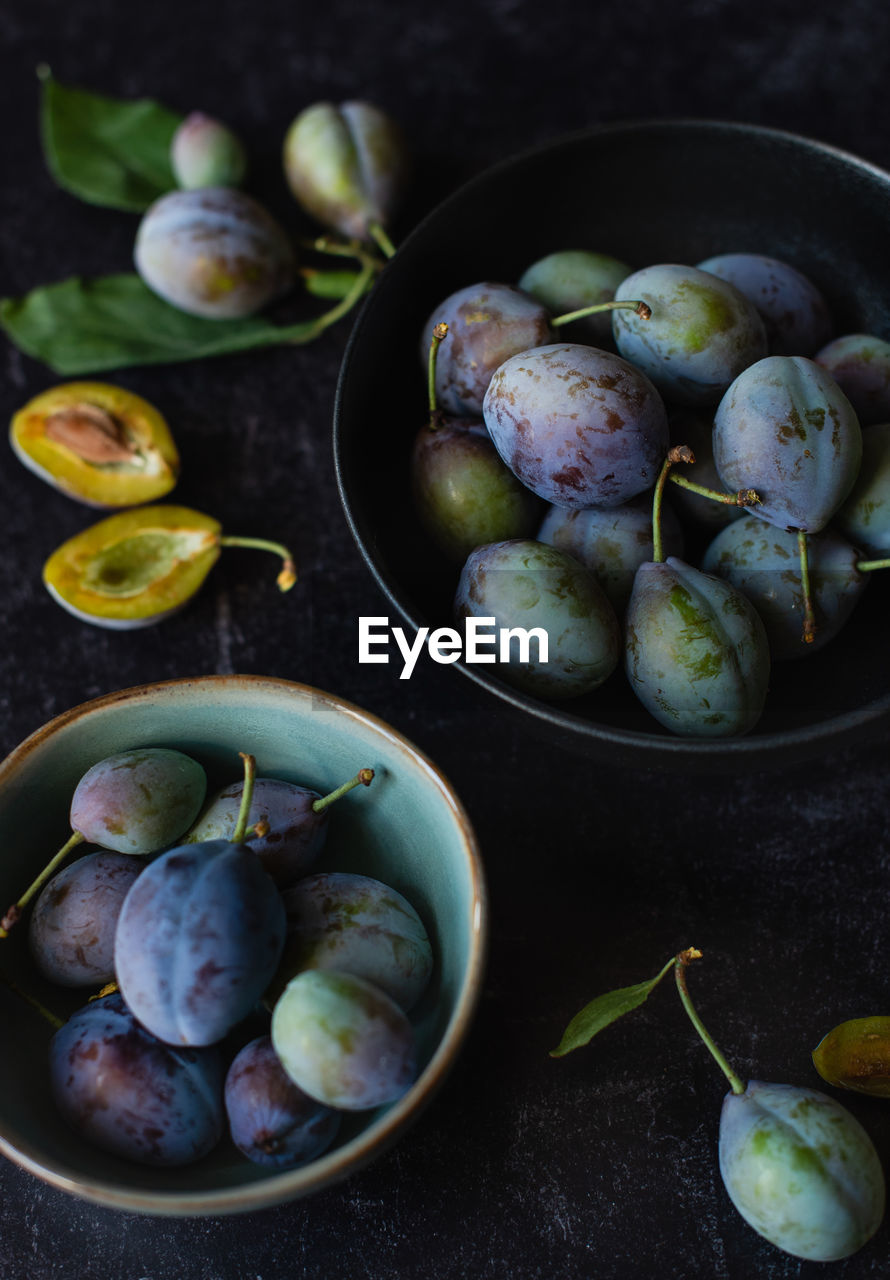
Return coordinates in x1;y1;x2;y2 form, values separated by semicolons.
0;675;486;1215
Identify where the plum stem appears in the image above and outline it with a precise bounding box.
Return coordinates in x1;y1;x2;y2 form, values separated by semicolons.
427;323;449;419
674;949;746;1096
368;222;397;259
0;968;64;1030
669;474;761;507
0;829;86;938
857;556;890;572
218;536;297;592
312;768;375;814
652;446;694;562
233;754;257;844
551;298;651;327
798;529;817;644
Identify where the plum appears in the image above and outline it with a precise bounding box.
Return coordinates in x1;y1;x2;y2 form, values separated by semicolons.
454;539;620;700
224;1035;340;1168
483;343;669;509
612;264;767;406
421;283;553;417
720;1080;885;1261
697;253;832;356
114;837;286;1046
134;188;294;319
271;970;417;1111
49;994;223;1166
625;557;770;736
29;851;141;987
713;356;862;533
272;872;433;1011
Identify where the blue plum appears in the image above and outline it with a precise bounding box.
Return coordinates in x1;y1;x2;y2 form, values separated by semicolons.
625;557;770;736
719;1080;885;1261
483;343;669;509
537;496;684;610
815;333;890;426
271;970;417;1111
224;1036;340;1169
702;516;865;660
454;539;621;699
411;417;544;562
713;356;862;533
114;838;286;1046
70;747;207;855
612;264;767;406
49;993;223;1166
29;851;141;987
696;253;832;356
420;283;553;416
518;250;632;343
273;872;433;1011
835;422;890;556
187;777;332;887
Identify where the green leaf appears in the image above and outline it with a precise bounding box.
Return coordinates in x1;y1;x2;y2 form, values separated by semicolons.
0;274;323;375
39;69;183;211
301;268;371;300
550;957;675;1057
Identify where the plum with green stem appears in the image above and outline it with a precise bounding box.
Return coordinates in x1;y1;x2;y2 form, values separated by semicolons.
624;448;770;736
713;355;863;644
411;322;543;561
114;752;286;1046
552;948;885;1263
186;766;375;888
0;746;206;937
612;264;768;406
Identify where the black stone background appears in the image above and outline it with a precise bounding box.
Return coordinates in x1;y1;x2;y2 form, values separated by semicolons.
2;0;890;1276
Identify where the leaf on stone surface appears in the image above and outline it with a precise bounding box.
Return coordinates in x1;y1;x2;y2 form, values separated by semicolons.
550;960;674;1058
39;69;182;211
0;274;322;375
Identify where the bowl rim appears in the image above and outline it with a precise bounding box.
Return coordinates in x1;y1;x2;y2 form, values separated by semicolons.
333;117;890;769
0;674;488;1216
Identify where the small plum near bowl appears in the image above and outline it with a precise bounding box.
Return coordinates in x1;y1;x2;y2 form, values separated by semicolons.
0;676;486;1216
334;119;890;772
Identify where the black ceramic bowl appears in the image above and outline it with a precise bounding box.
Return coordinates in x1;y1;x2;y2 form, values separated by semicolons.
334;120;890;772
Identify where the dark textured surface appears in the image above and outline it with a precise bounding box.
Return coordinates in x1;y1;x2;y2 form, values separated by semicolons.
2;1;890;1276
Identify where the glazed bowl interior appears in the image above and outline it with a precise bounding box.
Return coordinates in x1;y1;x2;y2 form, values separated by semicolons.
334;119;890;771
0;676;485;1215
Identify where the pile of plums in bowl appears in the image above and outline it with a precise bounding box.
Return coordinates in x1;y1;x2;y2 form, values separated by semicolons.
335;120;890;771
0;677;485;1215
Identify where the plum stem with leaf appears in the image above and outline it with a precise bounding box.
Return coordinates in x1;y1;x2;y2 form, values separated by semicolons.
312;767;375;814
